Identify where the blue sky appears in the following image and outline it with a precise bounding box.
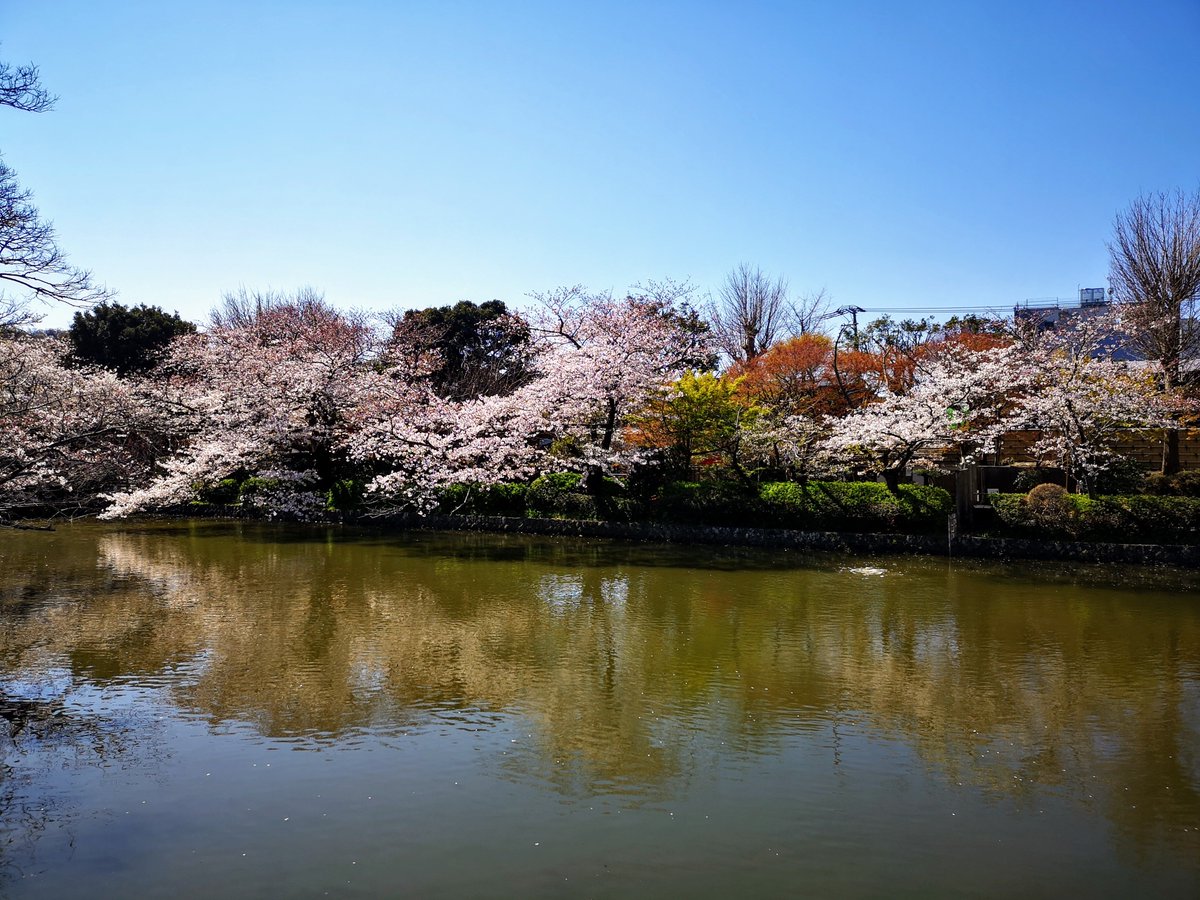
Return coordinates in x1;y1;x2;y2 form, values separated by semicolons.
3;0;1198;329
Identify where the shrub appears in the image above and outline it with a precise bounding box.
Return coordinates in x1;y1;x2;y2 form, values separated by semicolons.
436;483;472;512
1143;470;1200;497
1012;468;1065;493
476;482;528;516
1108;495;1200;541
327;478;365;511
197;477;240;504
655;480;951;532
1023;483;1078;536
527;472;599;520
657;480;759;526
1088;456;1146;495
759;481;951;533
437;482;529;516
989;491;1200;543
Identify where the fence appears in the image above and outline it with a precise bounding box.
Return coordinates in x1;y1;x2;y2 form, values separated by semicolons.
997;429;1200;470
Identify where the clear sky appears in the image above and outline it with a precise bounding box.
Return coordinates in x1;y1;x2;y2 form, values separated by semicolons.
3;0;1198;329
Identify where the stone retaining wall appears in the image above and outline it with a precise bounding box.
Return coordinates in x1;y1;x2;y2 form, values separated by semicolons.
403;515;1200;568
138;508;1200;568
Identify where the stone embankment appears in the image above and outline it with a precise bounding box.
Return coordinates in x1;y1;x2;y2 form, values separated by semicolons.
403;514;1200;568
116;506;1200;567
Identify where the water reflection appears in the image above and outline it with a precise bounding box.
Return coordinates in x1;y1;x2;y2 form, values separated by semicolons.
2;522;1199;879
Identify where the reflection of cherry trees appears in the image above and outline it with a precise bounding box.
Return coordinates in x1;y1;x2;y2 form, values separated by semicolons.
3;523;1198;861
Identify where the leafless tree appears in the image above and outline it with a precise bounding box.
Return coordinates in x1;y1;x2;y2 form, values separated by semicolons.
0;54;56;112
0;157;110;308
1;54;107;309
789;287;831;335
210;286;329;329
1108;189;1200;473
709;263;789;362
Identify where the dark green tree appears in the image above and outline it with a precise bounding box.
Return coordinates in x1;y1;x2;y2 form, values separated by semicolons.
68;301;196;376
392;300;535;400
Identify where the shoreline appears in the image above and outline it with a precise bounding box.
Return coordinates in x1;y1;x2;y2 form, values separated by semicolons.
405;514;1200;568
17;509;1199;568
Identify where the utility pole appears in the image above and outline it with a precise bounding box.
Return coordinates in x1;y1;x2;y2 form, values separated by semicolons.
835;305;865;350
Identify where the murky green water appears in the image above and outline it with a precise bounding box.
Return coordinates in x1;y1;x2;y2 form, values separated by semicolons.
1;522;1198;897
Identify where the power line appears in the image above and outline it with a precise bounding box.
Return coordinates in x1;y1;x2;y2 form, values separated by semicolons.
856;305;1013;313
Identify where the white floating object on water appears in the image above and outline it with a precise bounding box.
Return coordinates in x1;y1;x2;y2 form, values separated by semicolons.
846;566;888;576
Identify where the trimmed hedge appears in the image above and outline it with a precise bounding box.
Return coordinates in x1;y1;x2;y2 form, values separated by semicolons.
1143;470;1200;498
526;473;595;519
526;472;634;520
197;477;240;504
432;476;952;534
759;481;952;533
655;480;952;533
656;480;760;526
990;492;1200;543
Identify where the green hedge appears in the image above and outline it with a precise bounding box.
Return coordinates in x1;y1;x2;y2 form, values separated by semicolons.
989;492;1200;543
327;478;366;511
1143;470;1200;497
758;481;951;533
437;482;529;517
196;477;240;504
526;472;634;520
656;480;951;533
656;480;761;525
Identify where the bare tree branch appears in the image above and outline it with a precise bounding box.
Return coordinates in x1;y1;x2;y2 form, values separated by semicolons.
708;263;789;362
1108;188;1200;390
0;54;56;112
0;156;110;308
1108;188;1200;473
789;287;831;335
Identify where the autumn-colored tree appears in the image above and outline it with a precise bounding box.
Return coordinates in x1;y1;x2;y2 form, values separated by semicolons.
628;371;759;476
729;333;845;418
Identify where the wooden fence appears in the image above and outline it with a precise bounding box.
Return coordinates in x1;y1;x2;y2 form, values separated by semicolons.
997;429;1200;470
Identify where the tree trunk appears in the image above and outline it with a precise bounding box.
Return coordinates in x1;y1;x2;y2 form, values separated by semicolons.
599;398;618;451
1162;428;1181;475
881;469;901;495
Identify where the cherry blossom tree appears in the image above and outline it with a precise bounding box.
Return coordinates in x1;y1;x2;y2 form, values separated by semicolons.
523;286;715;484
103;295;383;519
822;345;1019;492
1;332;167;519
1010;310;1171;494
353;285;715;505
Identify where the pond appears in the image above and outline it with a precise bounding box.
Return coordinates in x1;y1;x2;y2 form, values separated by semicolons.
1;521;1198;897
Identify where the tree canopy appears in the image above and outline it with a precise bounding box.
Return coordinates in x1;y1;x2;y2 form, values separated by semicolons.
68;301;196;376
393;300;535;400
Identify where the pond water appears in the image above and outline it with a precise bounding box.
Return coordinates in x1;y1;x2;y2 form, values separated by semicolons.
1;521;1198;897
